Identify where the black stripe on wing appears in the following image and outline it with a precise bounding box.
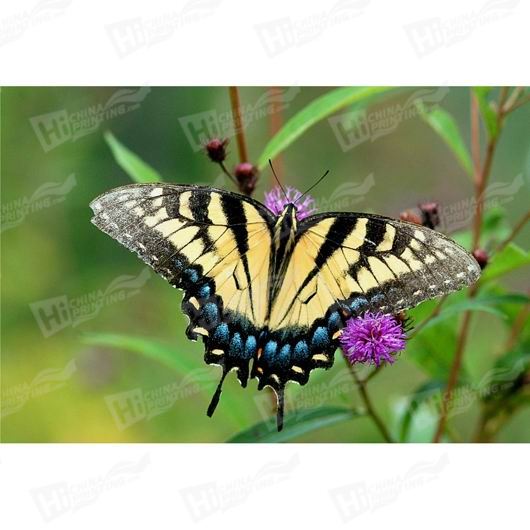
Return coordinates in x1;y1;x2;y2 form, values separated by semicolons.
292;217;353;304
90;183;275;283
298;212;481;315
250;212;481;403
90;183;275;402
221;194;257;320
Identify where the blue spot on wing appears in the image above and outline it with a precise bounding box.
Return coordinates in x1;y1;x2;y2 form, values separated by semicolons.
278;344;291;368
263;341;278;364
199;284;211;299
244;336;257;360
202;302;219;326
311;326;329;350
229;333;243;358
185;268;199;283
213;323;229;346
293;340;309;363
327;311;342;332
350;297;368;313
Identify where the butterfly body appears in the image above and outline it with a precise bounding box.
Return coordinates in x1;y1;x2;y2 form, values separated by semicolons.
90;183;480;431
269;202;299;309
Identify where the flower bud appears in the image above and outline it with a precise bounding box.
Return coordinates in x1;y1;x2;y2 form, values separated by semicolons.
472;248;489;269
234;162;258;195
205;138;228;163
399;210;422;225
419;201;440;229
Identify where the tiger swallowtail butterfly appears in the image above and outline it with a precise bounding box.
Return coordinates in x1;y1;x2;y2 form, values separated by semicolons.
90;183;480;431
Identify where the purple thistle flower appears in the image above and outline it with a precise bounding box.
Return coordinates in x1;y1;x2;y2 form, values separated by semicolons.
339;312;407;367
264;185;317;221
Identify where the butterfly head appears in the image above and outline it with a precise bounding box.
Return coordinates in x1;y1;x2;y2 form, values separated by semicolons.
273;202;298;245
280;202;298;227
283;201;298;218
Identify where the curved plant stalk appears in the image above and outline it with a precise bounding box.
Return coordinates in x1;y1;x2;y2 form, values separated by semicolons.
433;87;528;442
342;353;394;442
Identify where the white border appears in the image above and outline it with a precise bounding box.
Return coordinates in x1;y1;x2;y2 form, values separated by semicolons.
1;444;527;528
0;0;529;85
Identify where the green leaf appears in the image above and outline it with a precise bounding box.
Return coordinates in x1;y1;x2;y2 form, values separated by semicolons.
227;406;362;443
257;87;394;170
83;332;197;375
398;380;446;442
481;205;511;244
414;294;530;334
473;87;498;139
481;348;530;409
491;348;530;379
83;332;250;428
481;243;530;282
105;131;163;183
416;102;473;176
406;300;461;380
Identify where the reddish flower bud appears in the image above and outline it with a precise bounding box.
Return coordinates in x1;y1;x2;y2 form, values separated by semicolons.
234;162;258;195
399;210;422;225
419;201;440;229
205;138;228;163
472;248;489;270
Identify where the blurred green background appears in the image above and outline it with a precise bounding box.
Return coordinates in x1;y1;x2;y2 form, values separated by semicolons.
2;86;529;442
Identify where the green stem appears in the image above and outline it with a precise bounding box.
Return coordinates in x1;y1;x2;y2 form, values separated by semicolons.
219;161;238;186
433;87;509;443
343;353;394;442
493;210;530;255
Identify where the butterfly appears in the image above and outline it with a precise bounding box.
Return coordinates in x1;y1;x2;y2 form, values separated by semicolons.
90;183;480;430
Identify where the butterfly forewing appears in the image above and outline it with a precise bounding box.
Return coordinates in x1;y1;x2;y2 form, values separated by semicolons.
292;212;481;316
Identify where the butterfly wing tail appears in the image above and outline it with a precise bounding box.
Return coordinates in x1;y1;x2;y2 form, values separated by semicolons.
207;367;228;417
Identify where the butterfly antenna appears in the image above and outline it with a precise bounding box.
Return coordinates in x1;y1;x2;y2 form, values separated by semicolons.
269;159;288;200
295;169;330;205
207;367;228;417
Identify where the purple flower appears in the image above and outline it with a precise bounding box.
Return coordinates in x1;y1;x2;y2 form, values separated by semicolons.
264;186;317;221
339;312;407;367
